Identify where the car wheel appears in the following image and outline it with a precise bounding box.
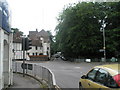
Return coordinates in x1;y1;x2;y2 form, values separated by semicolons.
79;82;84;90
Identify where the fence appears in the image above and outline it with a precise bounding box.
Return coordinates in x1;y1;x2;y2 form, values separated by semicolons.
29;55;49;61
12;61;56;88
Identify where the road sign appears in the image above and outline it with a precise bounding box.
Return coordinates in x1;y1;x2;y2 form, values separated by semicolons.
28;64;33;70
21;63;33;70
21;63;27;69
99;49;105;52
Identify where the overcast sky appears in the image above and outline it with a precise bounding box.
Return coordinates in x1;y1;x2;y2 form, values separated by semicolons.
7;0;81;35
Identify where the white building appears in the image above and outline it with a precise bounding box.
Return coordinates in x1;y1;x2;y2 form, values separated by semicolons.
0;28;13;89
13;29;51;61
27;30;51;60
13;42;30;60
27;29;51;60
13;32;29;60
0;0;13;89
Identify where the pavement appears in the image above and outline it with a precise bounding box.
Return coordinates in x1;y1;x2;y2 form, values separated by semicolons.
6;73;41;89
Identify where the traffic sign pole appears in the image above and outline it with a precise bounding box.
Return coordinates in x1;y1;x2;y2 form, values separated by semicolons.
22;37;25;77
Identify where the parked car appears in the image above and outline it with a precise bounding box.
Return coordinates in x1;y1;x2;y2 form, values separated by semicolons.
79;63;120;90
60;56;66;61
53;54;60;58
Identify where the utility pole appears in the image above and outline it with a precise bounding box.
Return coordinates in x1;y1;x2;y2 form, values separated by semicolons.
103;22;106;62
102;16;107;62
22;37;25;77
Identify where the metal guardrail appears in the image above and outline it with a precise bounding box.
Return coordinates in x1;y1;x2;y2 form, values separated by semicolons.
12;61;57;88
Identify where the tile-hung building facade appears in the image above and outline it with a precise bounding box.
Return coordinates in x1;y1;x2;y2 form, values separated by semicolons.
28;29;51;60
0;0;13;89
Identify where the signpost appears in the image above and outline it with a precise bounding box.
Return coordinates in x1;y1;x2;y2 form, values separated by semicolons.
99;49;105;52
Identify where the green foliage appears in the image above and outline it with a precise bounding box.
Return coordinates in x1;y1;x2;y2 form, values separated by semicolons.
55;2;120;59
11;28;23;36
46;30;57;55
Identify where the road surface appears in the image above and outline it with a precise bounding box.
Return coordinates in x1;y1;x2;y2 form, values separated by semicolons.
28;58;107;88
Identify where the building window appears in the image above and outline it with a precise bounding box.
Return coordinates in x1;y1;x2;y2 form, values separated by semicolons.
39;53;43;55
47;47;49;50
35;46;38;50
36;52;37;55
27;53;29;55
32;53;34;56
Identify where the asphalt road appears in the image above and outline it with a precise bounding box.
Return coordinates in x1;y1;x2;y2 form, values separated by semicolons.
29;58;107;88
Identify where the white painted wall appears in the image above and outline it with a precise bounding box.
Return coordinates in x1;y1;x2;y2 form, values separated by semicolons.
13;37;51;60
27;46;43;56
27;40;50;58
0;28;4;90
0;28;13;89
43;43;50;57
13;43;30;60
13;43;22;59
41;37;51;57
13;43;45;60
8;32;13;86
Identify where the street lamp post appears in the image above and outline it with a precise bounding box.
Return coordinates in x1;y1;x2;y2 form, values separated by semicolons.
22;37;25;77
102;16;107;62
102;22;106;62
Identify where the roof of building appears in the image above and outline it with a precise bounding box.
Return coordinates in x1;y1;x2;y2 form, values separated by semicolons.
31;39;42;46
39;29;49;37
29;29;50;44
13;29;50;47
13;32;22;43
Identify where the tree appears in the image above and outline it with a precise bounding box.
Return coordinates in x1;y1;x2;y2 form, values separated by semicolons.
11;28;23;36
105;2;120;58
47;31;56;55
55;2;120;59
